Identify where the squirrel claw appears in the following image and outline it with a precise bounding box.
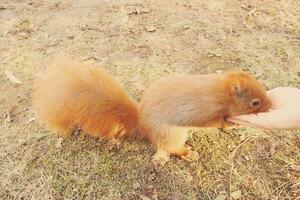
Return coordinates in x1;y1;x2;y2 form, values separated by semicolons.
178;148;199;162
108;139;122;150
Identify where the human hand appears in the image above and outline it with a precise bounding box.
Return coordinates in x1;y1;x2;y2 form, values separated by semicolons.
228;87;300;130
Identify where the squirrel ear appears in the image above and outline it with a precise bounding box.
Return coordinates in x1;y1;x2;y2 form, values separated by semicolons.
232;85;244;101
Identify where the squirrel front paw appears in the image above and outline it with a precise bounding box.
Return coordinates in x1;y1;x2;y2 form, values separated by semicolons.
177;146;199;161
107;139;122;150
152;149;170;166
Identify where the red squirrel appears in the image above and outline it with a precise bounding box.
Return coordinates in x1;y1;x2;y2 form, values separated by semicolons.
32;61;271;165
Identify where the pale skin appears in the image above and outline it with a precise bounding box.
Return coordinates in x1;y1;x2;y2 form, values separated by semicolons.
228;87;300;130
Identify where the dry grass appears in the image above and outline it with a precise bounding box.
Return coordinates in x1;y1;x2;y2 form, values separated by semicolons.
0;0;300;199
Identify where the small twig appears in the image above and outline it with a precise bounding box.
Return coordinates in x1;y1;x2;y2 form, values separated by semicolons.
105;0;114;11
243;8;257;29
245;8;257;17
229;162;234;200
291;180;300;189
230;138;251;159
271;180;298;196
229;138;250;200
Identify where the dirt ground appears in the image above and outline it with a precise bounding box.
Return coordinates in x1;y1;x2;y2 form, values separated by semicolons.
0;0;300;199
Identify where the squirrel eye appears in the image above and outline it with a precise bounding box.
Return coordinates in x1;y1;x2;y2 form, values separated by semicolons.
250;98;261;107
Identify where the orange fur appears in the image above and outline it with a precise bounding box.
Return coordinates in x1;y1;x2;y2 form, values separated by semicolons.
32;62;270;164
32;62;138;139
138;71;270;163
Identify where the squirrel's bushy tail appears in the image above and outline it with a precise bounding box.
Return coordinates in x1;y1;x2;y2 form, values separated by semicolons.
32;61;139;139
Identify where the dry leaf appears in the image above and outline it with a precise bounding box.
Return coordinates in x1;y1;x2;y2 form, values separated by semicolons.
208;51;221;57
26;117;36;124
126;6;151;15
291;164;300;172
56;137;64;148
134;80;145;91
261;142;278;159
3;31;9;37
133;182;141;190
171;193;185;200
138;194;151;200
243;155;249;161
144;25;156;32
18;138;27;145
6;106;16;122
231;190;242;199
152;188;158;200
34;134;47;141
5;70;22;84
215;194;226;200
122;15;129;23
147;172;156;181
81;55;101;61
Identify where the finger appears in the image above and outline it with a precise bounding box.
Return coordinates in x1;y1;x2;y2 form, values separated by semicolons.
227;117;267;129
229;112;277;129
227;114;269;129
229;108;297;130
227;117;243;124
